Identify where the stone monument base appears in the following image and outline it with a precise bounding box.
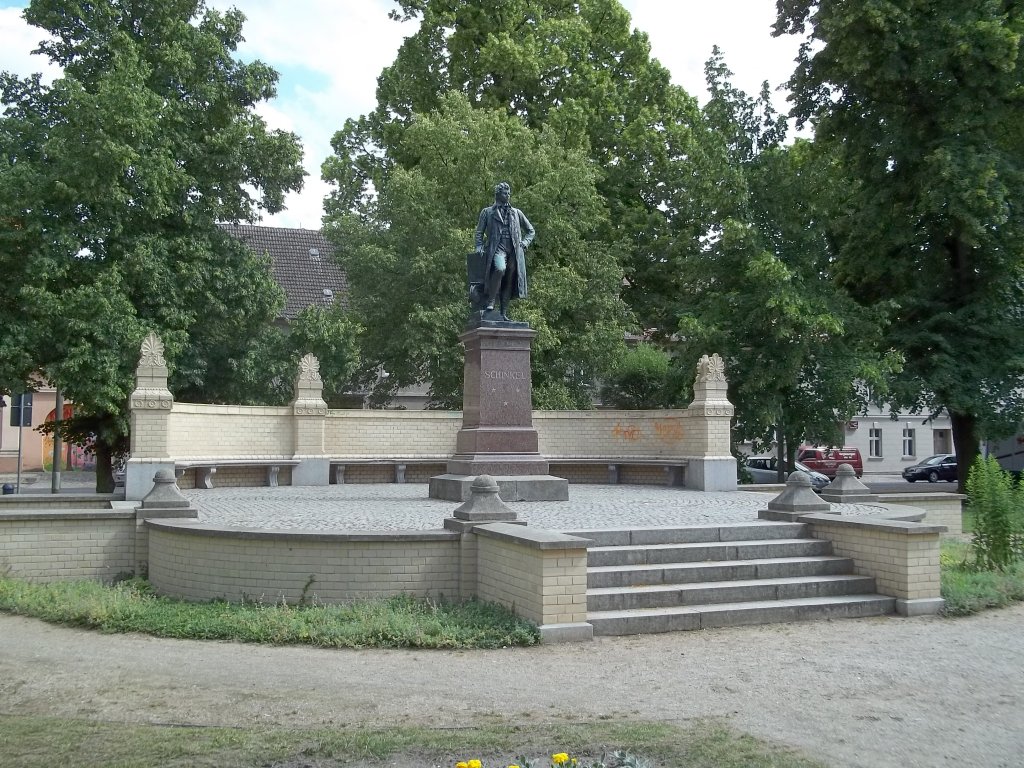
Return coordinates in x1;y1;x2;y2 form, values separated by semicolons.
429;473;569;502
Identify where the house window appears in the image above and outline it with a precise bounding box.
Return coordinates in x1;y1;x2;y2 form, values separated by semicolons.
869;427;883;458
902;428;915;457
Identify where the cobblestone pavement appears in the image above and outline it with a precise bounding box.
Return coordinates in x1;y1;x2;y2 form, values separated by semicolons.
183;483;886;532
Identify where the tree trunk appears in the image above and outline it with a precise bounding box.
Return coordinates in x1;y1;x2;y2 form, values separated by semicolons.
950;410;979;494
776;425;787;482
94;441;115;494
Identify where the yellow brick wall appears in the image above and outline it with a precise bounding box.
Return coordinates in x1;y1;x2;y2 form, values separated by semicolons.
153;406;733;466
147;526;461;603
324;411;461;457
809;521;942;601
167;403;294;457
476;537;588;626
549;463;611;484
0;514;136;582
535;411;729;459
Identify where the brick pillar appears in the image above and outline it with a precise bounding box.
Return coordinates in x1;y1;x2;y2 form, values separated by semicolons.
126;333;175;500
291;354;329;485
685;353;737;491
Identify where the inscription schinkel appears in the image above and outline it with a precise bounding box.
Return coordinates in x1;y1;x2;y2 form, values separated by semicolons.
483;370;527;380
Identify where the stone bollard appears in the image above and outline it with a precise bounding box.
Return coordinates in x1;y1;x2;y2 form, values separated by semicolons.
759;472;831;521
820;463;878;504
136;469;196;517
451;475;519;522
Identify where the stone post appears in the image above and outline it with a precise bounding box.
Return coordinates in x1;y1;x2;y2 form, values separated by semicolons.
685;353;737;491
133;468;198;575
429;321;568;502
126;333;175;500
290;354;329;485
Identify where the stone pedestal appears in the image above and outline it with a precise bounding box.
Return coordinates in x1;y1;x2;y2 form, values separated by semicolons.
430;319;568;502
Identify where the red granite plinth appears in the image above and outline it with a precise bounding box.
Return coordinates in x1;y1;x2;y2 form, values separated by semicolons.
429;321;568;502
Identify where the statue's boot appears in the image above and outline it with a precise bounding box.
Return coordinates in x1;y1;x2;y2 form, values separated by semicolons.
485;267;504;312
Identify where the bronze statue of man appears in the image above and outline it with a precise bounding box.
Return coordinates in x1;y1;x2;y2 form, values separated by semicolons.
474;181;535;321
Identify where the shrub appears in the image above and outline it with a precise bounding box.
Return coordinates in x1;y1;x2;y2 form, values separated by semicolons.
599;343;672;409
965;456;1024;570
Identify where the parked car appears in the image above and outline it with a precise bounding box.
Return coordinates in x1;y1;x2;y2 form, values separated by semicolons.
798;446;864;479
902;454;957;483
742;456;830;491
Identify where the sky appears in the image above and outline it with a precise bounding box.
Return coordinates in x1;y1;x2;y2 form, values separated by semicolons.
0;0;805;229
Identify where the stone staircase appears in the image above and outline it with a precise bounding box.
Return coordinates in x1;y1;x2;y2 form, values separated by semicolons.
564;521;895;636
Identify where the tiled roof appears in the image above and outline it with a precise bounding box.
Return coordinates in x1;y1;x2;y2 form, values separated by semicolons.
220;223;348;320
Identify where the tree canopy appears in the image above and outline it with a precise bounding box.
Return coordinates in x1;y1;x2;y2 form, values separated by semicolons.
324;91;633;408
328;0;728;340
0;0;306;487
775;0;1024;484
673;50;899;474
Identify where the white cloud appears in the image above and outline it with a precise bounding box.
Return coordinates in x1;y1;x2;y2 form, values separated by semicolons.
0;6;59;84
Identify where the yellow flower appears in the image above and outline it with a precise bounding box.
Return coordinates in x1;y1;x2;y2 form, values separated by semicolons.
552;754;570;765
468;760;482;768
509;765;521;768
456;762;468;768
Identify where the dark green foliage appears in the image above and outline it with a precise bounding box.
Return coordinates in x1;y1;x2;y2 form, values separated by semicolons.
965;456;1024;571
775;0;1024;486
0;575;540;649
599;343;674;410
0;0;306;487
674;50;898;461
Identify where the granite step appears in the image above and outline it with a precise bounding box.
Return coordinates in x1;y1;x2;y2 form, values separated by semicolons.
587;574;878;611
588;594;896;636
587;555;856;588
567;521;809;547
587;538;833;567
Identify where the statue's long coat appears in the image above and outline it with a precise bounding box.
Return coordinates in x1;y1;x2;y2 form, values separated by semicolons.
474;203;535;299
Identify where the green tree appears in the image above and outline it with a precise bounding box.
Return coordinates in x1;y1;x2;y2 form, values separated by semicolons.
674;51;898;474
324;91;632;408
330;0;727;337
0;0;305;489
775;0;1024;488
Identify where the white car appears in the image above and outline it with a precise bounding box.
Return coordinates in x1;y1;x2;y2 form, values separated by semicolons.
742;456;830;491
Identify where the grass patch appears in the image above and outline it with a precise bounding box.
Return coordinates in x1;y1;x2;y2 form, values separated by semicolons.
940;539;1024;617
0;576;539;649
0;715;827;768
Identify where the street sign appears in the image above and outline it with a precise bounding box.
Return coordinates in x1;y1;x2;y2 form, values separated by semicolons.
9;393;32;427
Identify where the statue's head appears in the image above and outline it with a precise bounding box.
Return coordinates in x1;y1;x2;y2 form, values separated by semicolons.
494;181;511;204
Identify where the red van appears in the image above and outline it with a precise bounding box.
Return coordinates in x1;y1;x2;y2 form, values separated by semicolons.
798;446;864;479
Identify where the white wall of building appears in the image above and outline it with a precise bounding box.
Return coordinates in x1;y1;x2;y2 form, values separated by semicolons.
841;408;953;475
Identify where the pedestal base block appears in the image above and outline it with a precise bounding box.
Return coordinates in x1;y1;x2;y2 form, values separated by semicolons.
429;474;569;502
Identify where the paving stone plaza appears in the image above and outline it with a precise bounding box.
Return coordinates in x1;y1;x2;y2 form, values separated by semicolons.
182;483;884;532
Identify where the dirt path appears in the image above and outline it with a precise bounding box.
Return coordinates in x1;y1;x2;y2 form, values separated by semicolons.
2;607;1023;768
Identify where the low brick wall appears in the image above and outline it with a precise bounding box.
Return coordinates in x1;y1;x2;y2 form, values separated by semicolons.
804;514;945;616
0;509;136;582
877;493;964;535
474;523;592;642
146;520;462;603
167;404;294;458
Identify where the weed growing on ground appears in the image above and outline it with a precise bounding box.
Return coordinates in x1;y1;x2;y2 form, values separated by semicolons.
0;576;539;649
965;456;1024;569
940;539;1024;616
